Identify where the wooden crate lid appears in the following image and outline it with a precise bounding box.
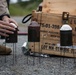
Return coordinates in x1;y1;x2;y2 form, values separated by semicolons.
42;0;76;15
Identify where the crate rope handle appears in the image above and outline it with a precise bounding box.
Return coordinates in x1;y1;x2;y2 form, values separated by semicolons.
22;14;32;23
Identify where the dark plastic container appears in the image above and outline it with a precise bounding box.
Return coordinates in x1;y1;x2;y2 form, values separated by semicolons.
28;21;40;42
5;28;18;43
60;24;72;46
28;26;40;42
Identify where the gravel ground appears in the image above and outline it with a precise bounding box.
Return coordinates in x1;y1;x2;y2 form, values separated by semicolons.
0;17;76;75
0;35;76;75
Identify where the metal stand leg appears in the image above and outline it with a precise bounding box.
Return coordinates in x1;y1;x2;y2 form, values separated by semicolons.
72;46;76;67
13;43;17;65
32;42;35;65
59;46;66;75
4;42;7;63
33;42;36;65
39;42;41;64
60;47;62;75
26;49;28;65
63;47;65;64
15;43;17;63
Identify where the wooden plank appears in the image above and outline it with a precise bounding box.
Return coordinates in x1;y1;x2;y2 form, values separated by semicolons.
28;42;76;57
33;12;76;31
40;31;60;41
42;0;76;15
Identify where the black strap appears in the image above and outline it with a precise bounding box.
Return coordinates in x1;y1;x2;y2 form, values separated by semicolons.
22;14;32;23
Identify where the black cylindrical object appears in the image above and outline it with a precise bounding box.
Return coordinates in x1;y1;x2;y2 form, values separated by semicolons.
5;23;18;43
60;24;72;46
5;28;18;43
28;26;40;42
28;21;40;42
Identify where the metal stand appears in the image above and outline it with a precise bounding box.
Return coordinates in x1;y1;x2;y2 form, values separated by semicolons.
39;42;41;64
4;42;17;65
13;43;17;65
72;46;76;67
33;42;35;65
60;46;62;75
27;42;40;65
59;45;76;75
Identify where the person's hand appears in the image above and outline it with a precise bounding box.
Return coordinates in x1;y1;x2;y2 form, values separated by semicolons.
0;21;16;37
2;16;18;27
0;15;18;37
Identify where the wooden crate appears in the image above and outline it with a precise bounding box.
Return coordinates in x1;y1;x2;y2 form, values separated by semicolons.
29;0;76;57
32;11;76;45
42;0;76;15
29;11;76;57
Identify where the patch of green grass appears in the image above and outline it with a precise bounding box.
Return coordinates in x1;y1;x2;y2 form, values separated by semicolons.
9;1;42;16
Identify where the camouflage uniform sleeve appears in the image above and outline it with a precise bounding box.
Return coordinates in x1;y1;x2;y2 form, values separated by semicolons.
0;0;10;20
